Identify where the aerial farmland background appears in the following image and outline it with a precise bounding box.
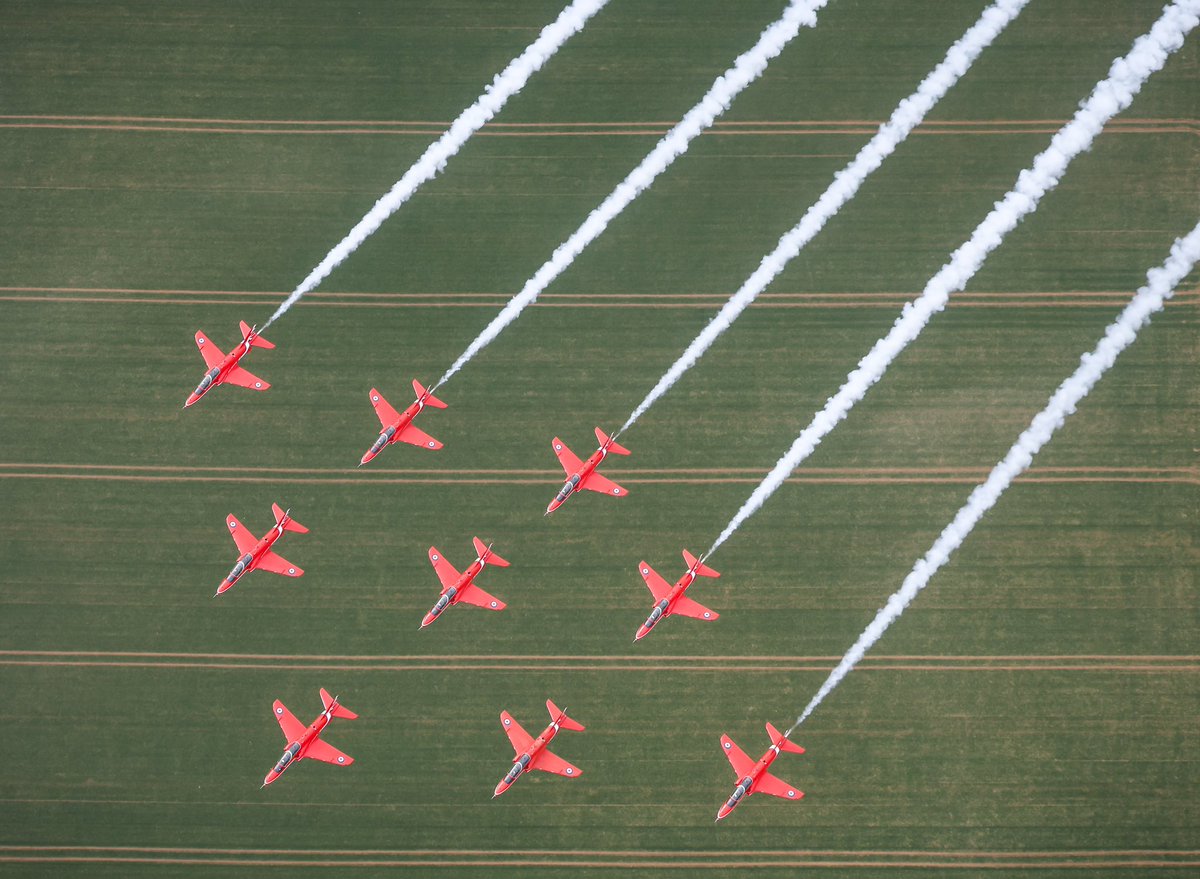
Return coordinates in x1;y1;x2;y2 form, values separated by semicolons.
1;1;1196;876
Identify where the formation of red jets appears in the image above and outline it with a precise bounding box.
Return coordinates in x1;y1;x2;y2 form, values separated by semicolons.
187;321;805;818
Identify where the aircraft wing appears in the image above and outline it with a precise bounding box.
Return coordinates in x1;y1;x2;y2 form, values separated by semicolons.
256;550;303;578
226;514;258;555
304;737;354;767
428;548;460;590
670;594;718;621
580;469;628;497
369;389;401;428
500;711;534;754
457;583;506;611
396;422;443;450
720;735;756;777
638;562;672;601
272;700;306;742
195;331;224;369
530;748;582;778
223;365;269;391
551;438;584;477
751;769;803;800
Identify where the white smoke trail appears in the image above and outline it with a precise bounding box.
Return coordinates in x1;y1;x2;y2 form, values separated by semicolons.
787;220;1200;735
433;0;832;389
707;0;1200;556
259;0;611;330
620;0;1031;434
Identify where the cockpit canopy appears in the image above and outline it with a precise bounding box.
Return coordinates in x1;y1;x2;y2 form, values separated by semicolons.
274;742;302;773
555;474;581;502
194;367;220;395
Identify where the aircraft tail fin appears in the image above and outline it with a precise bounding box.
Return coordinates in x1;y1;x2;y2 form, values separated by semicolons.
320;687;358;720
272;503;309;533
473;537;510;567
682;549;720;578
595;427;630;455
766;722;804;754
413;379;448;409
240;320;275;349
547;699;585;732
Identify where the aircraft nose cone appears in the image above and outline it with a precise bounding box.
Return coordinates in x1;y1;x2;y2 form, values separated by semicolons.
715;804;731;821
184;394;198;408
419;614;434;629
545;499;559;515
493;780;509;798
360;451;374;466
634;626;649;642
262;771;278;787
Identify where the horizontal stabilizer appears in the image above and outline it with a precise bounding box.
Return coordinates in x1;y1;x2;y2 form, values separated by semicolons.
413;379;448;409
319;687;358;720
682;549;720;578
766;722;805;754
595;427;630;455
271;503;309;533
473;537;510;567
240;320;275;349
547;699;584;732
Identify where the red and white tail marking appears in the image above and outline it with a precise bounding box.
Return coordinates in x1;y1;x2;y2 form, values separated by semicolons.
319;687;358;720
546;699;585;732
594;427;630;455
473;537;510;567
682;549;720;578
413;379;448;409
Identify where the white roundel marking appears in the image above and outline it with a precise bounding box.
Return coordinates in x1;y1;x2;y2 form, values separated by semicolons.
641;568;649;575
198;338;205;344
372;395;379;402
490;601;498;608
229;521;236;529
431;554;439;561
276;707;283;715
337;756;346;763
787;790;796;798
288;568;296;575
565;767;573;775
703;612;712;619
254;382;263;389
503;718;511;726
723;741;731;749
428;441;435;447
554;443;562;451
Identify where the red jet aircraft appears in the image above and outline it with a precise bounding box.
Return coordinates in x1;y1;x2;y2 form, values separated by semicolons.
216;502;308;596
716;722;805;821
545;427;630;515
421;537;509;628
634;549;720;641
493;699;584;798
185;320;274;407
360;379;448;465
263;688;357;787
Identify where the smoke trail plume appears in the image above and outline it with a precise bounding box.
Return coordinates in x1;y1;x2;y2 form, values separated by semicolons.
620;0;1030;433
433;0;832;389
707;0;1200;556
260;0;611;330
787;220;1200;735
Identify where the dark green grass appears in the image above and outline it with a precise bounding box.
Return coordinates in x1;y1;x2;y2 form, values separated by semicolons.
0;0;1197;876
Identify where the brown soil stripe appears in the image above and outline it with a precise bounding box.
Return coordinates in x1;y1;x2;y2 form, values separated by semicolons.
4;651;1195;661
4;846;1198;856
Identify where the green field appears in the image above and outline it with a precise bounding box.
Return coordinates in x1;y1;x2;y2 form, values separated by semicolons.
1;1;1197;876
